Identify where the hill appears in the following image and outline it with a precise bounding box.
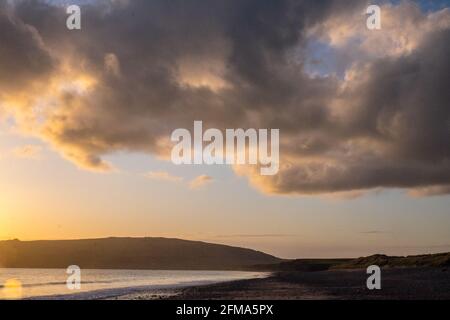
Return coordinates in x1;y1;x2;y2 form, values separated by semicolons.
251;252;450;272
0;237;282;270
333;252;450;269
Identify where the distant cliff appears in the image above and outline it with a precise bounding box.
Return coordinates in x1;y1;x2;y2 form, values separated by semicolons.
0;237;282;270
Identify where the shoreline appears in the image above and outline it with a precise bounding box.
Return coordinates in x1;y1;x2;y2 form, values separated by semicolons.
21;272;271;300
113;267;450;300
12;267;450;300
104;273;273;300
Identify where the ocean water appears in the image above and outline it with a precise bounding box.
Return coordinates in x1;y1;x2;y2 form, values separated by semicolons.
0;268;268;300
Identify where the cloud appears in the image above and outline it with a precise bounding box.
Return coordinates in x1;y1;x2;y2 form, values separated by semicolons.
360;230;385;235
12;145;43;159
189;175;213;189
0;5;54;93
312;2;450;58
215;234;295;238
143;171;213;190
408;185;450;197
0;0;449;196
144;171;183;183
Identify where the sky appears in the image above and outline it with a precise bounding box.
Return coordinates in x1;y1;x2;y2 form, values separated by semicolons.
0;0;450;258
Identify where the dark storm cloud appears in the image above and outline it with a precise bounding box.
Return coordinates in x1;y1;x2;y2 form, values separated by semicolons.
366;30;450;163
266;28;450;194
7;0;357;164
0;2;54;91
1;0;449;195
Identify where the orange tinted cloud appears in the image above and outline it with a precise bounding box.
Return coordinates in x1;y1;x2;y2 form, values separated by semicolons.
1;0;450;197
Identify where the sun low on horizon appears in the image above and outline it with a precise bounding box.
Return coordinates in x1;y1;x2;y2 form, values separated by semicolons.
1;0;450;260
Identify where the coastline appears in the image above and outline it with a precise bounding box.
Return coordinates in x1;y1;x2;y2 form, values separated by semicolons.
21;272;271;300
13;266;450;300
113;267;450;300
104;273;273;300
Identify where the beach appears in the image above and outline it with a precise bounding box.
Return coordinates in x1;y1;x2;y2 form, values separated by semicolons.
2;267;449;300
111;267;450;300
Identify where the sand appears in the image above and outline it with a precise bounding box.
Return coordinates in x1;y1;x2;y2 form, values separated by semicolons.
112;267;450;300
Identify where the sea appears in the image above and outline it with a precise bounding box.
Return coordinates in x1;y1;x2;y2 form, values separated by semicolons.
0;268;268;300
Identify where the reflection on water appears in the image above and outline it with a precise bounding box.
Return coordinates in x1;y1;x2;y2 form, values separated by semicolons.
0;268;267;299
2;278;23;299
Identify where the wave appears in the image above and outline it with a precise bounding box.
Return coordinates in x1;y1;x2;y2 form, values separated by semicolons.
0;279;118;289
25;280;221;300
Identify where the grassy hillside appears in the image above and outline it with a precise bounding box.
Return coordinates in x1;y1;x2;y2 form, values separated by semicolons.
251;258;351;272
251;253;450;272
0;237;281;270
333;253;450;269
